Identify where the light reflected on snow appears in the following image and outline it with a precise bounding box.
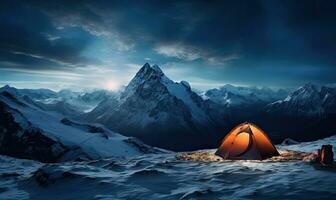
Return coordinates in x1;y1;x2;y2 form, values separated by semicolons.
0;136;336;199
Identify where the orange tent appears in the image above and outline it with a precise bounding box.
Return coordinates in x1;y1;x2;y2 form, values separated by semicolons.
215;122;280;160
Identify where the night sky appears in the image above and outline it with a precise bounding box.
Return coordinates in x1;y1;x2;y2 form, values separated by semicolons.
0;0;335;90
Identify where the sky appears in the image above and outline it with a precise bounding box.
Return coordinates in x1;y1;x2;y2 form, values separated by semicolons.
0;0;335;91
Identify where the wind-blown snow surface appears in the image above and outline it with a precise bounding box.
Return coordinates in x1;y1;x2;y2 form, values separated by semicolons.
1;136;335;200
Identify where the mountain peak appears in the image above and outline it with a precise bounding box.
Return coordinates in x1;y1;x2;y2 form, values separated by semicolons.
141;62;152;72
289;83;316;94
0;84;18;95
1;84;13;90
300;83;320;91
138;63;163;76
134;63;165;80
122;63;167;98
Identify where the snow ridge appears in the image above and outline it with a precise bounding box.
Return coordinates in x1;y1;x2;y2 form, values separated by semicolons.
266;83;336;116
0;90;159;162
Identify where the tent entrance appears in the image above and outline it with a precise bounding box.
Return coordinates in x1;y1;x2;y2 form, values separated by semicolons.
228;132;251;157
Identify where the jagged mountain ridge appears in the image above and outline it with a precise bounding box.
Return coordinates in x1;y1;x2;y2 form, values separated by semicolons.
250;83;336;143
0;85;57;100
0;85;115;115
265;83;336;116
0;90;159;162
203;84;289;107
85;64;336;150
86;63;226;150
1;71;335;151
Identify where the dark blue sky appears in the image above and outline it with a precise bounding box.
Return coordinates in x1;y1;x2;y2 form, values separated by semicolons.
0;0;335;90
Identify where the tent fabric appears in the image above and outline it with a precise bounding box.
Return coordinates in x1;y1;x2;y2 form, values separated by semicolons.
215;122;280;160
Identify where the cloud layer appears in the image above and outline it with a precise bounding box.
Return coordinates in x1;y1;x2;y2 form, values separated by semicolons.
0;0;336;89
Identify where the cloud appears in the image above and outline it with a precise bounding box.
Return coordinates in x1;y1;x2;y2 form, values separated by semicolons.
207;54;241;65
1;0;336;89
50;1;251;66
154;43;202;61
4;1;336;65
21;0;336;68
155;43;240;65
45;34;61;41
0;0;97;71
11;51;79;68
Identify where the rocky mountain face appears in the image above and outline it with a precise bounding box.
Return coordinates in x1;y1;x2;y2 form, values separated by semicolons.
252;83;336;143
0;90;159;163
200;84;289;131
0;94;67;162
0;85;57;100
86;63;227;150
265;83;336;116
201;82;336;144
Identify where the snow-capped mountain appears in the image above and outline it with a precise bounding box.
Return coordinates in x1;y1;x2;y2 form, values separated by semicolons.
1;79;334;152
57;89;113;107
0;90;159;163
265;83;336;116
86;63;226;151
0;85;57;100
56;89;117;113
0;85;114;115
204;84;289;107
249;83;336;143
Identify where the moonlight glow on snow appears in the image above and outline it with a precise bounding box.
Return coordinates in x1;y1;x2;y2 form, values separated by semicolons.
0;1;336;200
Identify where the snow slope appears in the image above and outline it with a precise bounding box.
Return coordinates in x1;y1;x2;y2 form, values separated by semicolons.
279;135;336;155
0;135;335;199
0;91;159;162
120;63;212;123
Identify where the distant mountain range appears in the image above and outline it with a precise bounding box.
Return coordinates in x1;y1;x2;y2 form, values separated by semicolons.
85;63;336;150
256;83;336;142
0;85;116;115
265;83;336;116
1;63;335;152
203;84;289;107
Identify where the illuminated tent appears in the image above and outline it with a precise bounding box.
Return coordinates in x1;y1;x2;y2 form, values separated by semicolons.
215;122;280;160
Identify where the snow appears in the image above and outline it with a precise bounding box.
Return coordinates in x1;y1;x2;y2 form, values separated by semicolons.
266;83;336;116
0;92;157;160
204;84;289;107
279;135;336;158
99;63;212;127
162;77;208;122
0;85;112;114
0;135;336;199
